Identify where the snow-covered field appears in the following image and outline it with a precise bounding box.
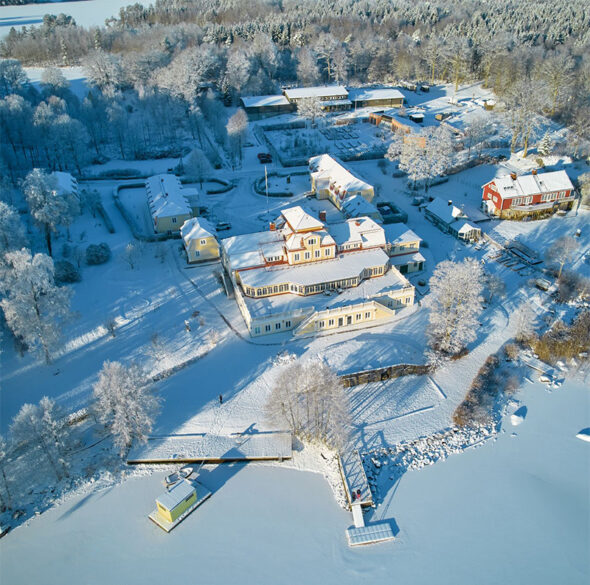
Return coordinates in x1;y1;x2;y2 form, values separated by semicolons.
1;377;587;585
0;0;151;39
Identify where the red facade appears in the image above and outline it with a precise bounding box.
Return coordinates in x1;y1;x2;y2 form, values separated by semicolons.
482;180;572;213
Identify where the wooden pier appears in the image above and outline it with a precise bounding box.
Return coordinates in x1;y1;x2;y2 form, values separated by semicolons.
338;450;373;509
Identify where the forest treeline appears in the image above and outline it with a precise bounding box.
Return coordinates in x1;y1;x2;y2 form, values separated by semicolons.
0;0;589;179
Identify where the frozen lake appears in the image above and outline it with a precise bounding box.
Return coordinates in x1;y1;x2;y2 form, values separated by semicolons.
0;0;151;39
0;378;588;584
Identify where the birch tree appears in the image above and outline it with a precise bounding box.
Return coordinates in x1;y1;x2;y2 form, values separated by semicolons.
296;47;320;86
0;249;72;363
426;258;484;355
297;96;325;127
226;108;248;167
23;169;79;256
266;360;350;449
10;397;71;481
92;361;161;456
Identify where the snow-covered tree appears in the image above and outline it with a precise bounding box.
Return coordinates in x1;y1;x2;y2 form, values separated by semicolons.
223;49;252;99
0;249;72;363
579;173;590;208
296;47;320;86
297;96;326;127
0;435;13;511
545;235;580;279
122;241;143;270
537;131;553;157
0;59;28;98
185;148;211;187
399;126;454;190
266;360;350;449
426;258;484;355
40;68;70;94
464;115;492;158
514;305;538;344
540;52;575;116
385;131;406;163
84;50;124;95
0;201;27;255
92;361;161;456
484;272;506;303
10;397;71;481
226;108;248;166
23;169;79;256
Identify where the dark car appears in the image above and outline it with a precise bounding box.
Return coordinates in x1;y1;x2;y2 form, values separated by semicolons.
216;221;232;231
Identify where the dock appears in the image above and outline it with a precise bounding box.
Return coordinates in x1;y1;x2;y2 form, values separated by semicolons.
128;431;292;465
338;450;373;508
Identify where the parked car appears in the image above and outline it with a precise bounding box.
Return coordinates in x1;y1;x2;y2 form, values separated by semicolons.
216;221;232;231
258;152;272;163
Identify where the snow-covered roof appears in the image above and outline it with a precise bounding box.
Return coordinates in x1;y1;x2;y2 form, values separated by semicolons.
284;230;335;251
156;480;195;511
425;198;467;225
240;248;390;289
341;195;380;218
330;217;385;248
309;154;373;194
180;217;215;243
456;222;480;234
490;170;574;200
391;251;426;265
51;171;77;196
280;206;324;233
240;95;291;108
146;174;192;219
348;87;404;102
284;85;348;100
221;230;283;272
384;223;422;246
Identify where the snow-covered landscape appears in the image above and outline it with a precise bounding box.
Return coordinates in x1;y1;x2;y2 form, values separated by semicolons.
0;1;589;583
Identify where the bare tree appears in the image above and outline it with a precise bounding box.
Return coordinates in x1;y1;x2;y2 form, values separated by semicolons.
296;47;321;86
266;360;350;449
92;361;161;456
545;235;580;279
0;201;27;255
226;108;248;167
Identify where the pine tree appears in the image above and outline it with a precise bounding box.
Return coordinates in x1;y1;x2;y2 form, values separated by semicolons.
537;131;553;156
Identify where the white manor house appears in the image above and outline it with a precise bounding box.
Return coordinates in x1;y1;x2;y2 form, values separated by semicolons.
221;206;416;337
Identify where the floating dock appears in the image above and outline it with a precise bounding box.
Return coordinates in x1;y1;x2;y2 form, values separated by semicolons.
128;431;292;465
346;523;395;547
148;480;212;533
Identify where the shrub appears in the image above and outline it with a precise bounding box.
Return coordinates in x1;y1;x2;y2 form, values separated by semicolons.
533;311;590;363
504;343;519;361
556;270;590;303
54;260;81;284
86;243;111;265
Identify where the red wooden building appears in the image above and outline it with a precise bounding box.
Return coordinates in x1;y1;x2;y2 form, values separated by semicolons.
482;170;575;219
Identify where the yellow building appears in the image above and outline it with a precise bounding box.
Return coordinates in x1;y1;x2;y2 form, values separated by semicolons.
308;155;374;211
220;206;416;337
146;174;197;234
180;217;220;263
155;480;197;524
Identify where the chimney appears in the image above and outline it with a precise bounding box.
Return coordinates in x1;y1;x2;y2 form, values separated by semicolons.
319;210;327;222
531;169;537;175
448;199;453;206
269;222;276;231
510;172;517;180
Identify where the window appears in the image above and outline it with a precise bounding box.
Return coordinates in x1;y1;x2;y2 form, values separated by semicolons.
254;327;261;334
285;320;291;328
315;250;321;258
319;321;325;328
200;239;207;245
328;319;335;326
275;322;281;330
325;249;331;256
304;252;311;260
194;250;200;257
172;217;177;224
265;324;271;332
308;238;315;245
356;313;361;321
294;253;300;261
365;312;371;319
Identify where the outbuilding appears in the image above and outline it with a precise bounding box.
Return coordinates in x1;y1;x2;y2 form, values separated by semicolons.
155;480;197;524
